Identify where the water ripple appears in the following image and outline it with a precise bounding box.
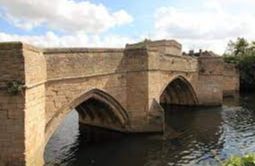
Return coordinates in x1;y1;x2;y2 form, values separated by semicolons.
45;93;255;166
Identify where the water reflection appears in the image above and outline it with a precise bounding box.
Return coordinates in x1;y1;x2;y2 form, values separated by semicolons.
45;93;255;166
44;111;79;165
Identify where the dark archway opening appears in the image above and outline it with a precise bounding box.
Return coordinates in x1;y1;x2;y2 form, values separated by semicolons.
44;90;128;165
160;77;198;110
76;98;127;144
76;98;124;131
160;77;198;138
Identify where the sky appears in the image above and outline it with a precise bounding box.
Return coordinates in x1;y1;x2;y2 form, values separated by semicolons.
0;0;255;54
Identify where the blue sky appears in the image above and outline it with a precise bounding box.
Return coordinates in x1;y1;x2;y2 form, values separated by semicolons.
0;0;255;54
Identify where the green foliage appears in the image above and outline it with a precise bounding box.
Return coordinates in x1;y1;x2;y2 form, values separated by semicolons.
6;80;23;95
225;37;249;57
128;39;151;48
223;154;255;166
224;38;255;91
223;56;240;65
239;55;255;89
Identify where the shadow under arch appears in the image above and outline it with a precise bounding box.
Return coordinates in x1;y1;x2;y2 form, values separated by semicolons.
45;88;130;145
71;89;129;127
158;76;199;139
160;75;198;106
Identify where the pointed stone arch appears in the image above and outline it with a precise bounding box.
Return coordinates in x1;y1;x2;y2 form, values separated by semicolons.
45;89;129;143
160;76;198;106
71;89;129;128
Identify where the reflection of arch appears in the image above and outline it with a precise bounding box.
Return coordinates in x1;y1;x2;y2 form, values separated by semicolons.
45;89;129;144
160;76;198;106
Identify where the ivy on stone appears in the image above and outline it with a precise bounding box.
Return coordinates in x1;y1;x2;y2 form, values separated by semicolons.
6;80;24;95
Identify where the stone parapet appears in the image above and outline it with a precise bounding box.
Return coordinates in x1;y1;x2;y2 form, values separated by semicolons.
43;47;124;54
126;39;182;56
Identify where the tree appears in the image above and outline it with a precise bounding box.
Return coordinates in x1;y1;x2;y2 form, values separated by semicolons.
225;37;249;56
224;38;255;91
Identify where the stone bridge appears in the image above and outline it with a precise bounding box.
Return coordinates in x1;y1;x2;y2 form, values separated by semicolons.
0;40;239;165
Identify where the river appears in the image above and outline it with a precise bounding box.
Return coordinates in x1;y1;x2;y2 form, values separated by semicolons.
44;93;255;166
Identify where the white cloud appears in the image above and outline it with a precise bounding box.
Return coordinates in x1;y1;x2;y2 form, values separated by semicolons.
2;0;255;54
0;31;137;48
153;0;255;54
0;0;133;33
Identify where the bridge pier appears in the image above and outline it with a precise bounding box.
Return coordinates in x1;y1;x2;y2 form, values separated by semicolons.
0;43;46;165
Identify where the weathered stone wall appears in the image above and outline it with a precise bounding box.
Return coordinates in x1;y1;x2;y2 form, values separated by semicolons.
147;49;198;102
0;43;47;165
146;40;182;56
197;56;224;105
126;40;182;56
0;40;240;166
124;48;150;132
44;48;127;139
146;50;199;131
44;49;125;121
223;63;240;96
23;44;46;166
43;47;152;138
0;43;26;166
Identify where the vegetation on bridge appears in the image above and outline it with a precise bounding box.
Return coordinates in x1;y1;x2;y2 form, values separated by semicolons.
223;37;255;91
6;80;24;95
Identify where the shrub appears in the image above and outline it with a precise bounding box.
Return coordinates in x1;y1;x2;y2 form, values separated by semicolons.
223;154;255;166
223;38;255;91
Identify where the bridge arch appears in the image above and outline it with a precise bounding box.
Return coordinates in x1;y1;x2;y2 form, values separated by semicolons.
45;89;130;144
72;89;129;129
159;75;198;106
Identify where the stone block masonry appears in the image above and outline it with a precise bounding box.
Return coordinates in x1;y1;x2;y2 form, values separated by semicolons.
0;39;239;165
